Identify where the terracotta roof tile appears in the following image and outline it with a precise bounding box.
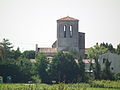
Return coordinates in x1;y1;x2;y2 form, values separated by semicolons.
39;48;57;54
57;16;79;21
83;59;95;63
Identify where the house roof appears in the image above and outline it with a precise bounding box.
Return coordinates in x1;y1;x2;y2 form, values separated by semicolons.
57;16;79;21
38;48;57;54
83;59;95;64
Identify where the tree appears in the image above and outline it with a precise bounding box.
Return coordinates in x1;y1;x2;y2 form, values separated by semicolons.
108;43;115;53
101;59;113;80
114;73;120;80
77;56;86;82
0;57;34;83
116;44;120;55
93;60;101;80
87;43;109;60
35;53;49;83
0;62;22;83
0;38;35;83
11;47;21;60
100;43;115;53
22;50;35;59
0;38;13;61
16;57;34;83
87;43;109;80
49;52;79;83
0;46;4;61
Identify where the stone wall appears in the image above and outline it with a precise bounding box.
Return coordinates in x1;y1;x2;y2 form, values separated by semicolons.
99;53;120;73
57;20;79;52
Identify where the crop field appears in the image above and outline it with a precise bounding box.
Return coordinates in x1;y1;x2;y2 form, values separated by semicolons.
0;80;120;90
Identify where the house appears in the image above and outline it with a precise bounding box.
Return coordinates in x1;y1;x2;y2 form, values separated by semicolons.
99;53;120;73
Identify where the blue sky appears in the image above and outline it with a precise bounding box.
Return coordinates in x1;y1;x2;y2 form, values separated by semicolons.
0;0;120;51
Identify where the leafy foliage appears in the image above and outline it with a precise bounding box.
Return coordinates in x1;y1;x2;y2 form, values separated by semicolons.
100;42;115;53
0;61;23;83
0;38;120;83
48;52;79;83
0;39;35;83
77;56;86;82
101;59;113;80
116;44;120;55
87;43;109;80
11;47;21;60
93;60;101;80
16;57;34;82
0;38;13;61
114;73;120;80
87;43;109;60
0;81;120;90
90;80;120;88
22;50;35;59
35;53;49;83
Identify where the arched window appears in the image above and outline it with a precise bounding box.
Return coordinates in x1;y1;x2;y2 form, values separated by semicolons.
70;25;73;38
64;25;66;37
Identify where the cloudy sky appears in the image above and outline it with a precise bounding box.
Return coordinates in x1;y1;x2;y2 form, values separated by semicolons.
0;0;120;51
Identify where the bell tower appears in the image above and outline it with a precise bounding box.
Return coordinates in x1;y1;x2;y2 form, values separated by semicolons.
56;16;80;52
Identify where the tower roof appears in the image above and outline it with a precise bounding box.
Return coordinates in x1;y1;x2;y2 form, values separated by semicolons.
57;16;79;21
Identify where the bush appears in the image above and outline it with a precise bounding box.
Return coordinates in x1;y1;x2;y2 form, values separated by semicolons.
113;73;120;80
31;75;41;83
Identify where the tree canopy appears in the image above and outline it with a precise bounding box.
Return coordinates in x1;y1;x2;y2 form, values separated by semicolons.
49;52;83;83
116;44;120;55
35;53;49;83
0;39;120;83
87;43;109;80
22;50;35;59
87;43;109;60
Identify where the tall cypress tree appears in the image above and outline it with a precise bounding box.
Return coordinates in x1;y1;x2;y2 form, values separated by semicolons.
102;59;113;80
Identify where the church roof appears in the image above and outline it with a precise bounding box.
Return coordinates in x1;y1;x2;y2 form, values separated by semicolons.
38;48;57;54
57;16;79;21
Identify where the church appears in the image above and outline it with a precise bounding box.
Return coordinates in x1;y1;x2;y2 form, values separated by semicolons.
36;16;85;59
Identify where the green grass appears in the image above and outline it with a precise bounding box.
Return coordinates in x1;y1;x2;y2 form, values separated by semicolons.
89;80;120;88
0;81;120;90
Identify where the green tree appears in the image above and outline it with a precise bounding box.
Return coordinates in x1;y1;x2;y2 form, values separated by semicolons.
35;53;49;83
87;43;109;80
11;47;21;60
100;43;115;53
114;73;120;80
0;38;35;83
16;57;34;83
0;38;13;61
108;43;115;53
116;44;120;55
101;59;113;80
87;43;109;60
49;52;78;83
0;62;22;83
93;60;101;80
77;56;86;82
0;46;4;61
22;50;35;59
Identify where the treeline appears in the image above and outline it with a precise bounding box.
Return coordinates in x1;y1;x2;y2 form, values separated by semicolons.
87;43;120;81
99;42;120;55
0;39;35;83
0;39;86;83
0;39;120;83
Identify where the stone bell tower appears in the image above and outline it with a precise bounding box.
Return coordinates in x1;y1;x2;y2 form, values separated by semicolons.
56;16;85;58
56;16;79;52
36;16;85;58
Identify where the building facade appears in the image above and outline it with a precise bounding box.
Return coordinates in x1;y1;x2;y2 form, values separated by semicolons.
99;53;120;73
36;16;85;58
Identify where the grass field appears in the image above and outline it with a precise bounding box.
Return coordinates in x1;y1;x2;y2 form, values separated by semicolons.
0;80;120;90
